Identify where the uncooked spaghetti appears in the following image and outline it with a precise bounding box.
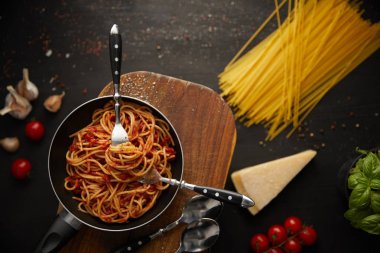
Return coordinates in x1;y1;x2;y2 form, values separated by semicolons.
64;101;176;223
219;0;380;140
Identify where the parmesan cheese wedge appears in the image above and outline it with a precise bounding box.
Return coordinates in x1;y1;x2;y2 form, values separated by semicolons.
231;150;317;215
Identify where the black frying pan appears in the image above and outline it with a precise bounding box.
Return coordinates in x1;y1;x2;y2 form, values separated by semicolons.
34;95;184;253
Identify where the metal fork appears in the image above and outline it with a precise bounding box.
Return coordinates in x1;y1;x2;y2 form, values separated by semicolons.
140;169;255;208
110;24;129;146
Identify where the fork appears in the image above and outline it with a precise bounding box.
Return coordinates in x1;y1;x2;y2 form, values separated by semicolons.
109;24;129;146
140;169;255;208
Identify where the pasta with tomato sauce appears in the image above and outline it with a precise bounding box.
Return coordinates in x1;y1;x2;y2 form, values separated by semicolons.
64;101;176;223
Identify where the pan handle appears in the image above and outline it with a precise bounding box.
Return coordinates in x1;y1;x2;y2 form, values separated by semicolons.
33;209;82;253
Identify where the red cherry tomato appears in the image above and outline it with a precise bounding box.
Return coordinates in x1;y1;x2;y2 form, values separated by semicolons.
267;225;288;245
268;247;284;253
11;158;32;180
250;233;270;253
283;238;302;253
284;216;303;235
298;226;317;246
25;120;45;141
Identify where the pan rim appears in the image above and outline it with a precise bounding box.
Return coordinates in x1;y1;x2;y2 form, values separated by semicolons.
48;95;184;232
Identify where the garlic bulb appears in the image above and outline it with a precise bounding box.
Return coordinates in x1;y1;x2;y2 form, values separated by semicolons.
43;91;65;112
0;137;20;152
0;85;32;119
16;68;39;101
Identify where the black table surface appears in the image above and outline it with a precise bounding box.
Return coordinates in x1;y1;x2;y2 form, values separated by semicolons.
0;1;379;252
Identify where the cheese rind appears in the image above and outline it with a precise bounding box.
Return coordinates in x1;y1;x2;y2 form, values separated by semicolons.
231;150;317;215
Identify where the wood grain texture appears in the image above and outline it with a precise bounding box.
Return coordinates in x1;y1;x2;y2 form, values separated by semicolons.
59;71;236;253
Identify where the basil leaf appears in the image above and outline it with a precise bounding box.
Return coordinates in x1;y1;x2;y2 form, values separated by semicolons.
371;191;380;213
356;147;368;155
349;183;371;208
371;152;380;179
350;166;361;174
353;158;364;173
370;179;380;190
344;208;373;228
362;152;380;179
348;173;366;189
358;176;370;185
359;214;380;235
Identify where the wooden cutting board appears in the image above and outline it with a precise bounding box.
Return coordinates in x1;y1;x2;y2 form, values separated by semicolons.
59;71;236;253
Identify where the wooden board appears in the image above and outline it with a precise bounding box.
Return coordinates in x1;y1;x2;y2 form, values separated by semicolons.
59;71;236;253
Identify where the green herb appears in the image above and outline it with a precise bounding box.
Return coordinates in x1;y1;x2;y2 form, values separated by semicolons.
371;191;380;213
349;183;371;208
370;179;380;190
344;148;380;235
347;172;363;189
359;214;380;234
344;207;373;229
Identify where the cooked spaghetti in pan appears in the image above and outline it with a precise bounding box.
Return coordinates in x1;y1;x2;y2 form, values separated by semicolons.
64;101;176;223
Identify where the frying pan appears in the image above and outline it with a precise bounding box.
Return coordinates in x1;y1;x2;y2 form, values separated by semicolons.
34;95;184;253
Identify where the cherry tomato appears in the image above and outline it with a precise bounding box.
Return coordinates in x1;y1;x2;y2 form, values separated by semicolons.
283;238;302;253
11;158;32;180
250;233;270;253
284;216;303;235
25;120;45;141
268;247;284;253
267;225;288;245
298;226;317;246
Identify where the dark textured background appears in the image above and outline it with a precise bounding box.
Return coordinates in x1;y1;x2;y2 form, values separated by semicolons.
0;0;379;252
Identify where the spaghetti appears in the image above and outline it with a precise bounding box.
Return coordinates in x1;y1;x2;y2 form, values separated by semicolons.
219;0;380;140
64;101;176;223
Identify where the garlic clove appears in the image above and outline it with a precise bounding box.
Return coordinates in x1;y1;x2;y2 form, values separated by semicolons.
16;68;39;101
0;85;32;119
43;91;65;113
0;137;20;152
0;104;13;115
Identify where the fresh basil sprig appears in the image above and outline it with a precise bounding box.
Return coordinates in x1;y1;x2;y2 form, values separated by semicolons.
344;148;380;235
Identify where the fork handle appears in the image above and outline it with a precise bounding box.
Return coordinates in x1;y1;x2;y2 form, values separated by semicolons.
192;185;254;208
109;24;122;124
163;178;255;208
109;24;122;88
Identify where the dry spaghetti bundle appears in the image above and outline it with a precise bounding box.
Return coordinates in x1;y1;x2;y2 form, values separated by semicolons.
219;0;380;140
